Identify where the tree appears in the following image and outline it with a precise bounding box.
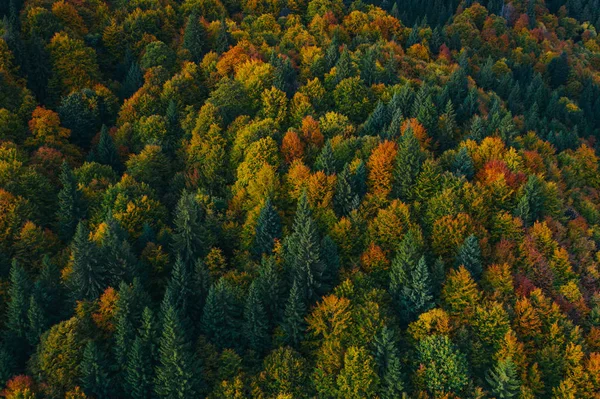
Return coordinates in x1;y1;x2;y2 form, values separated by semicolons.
336;346;380;398
155;302;200;398
486;357;521;399
334;164;359;217
80;341;113;399
5;260;30;369
69;223;105;301
416;335;470;396
243;281;270;354
451;147;474;179
215;19;231;54
121;61;143;99
201;279;242;350
172;191;207;268
125;308;156;399
58;89;100;149
281;281;306;348
183;13;206;63
256;257;284;327
315;141;336;175
253;198;282;258
548;52;569;88
374;327;405;399
57;162;85;241
91;125;120;172
393;126;425;200
455;234;482;280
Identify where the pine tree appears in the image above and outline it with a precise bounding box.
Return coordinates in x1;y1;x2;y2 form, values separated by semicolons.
548;52;569;88
172;191;206;268
334;163;359;217
272;53;297;98
363;101;389;136
69;222;105;301
81;341;113;399
92;125;120;171
253;198;282;258
125;307;156;399
283;192;325;304
256;256;284;327
352;160;368;199
56;162;85;241
335;46;354;82
5;260;30;369
27;294;47;347
155;302;200;399
374;327;405;399
320;235;340;291
281;280;306;348
121;61;143;99
100;212;140;285
215;19;230;54
451;147;474;179
315;141;336;174
393;126;425;200
201;279;242;350
183;13;206;63
455;234;482;280
243;281;270;354
35;256;64;324
486;358;521;399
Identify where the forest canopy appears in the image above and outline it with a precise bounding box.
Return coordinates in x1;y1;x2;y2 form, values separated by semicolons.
1;0;600;398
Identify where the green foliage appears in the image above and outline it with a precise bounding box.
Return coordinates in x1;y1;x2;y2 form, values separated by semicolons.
416;335;470;396
485;357;521;399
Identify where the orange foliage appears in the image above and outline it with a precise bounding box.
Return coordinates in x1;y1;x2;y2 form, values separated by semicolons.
367;140;397;198
281;130;304;164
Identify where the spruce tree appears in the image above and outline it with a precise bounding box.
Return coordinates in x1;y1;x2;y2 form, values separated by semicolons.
5;260;30;368
314;141;336;175
455;234;483;280
451;147;474;179
69;222;105;301
56;162;85;241
172;191;206;268
252;197;282;259
335;46;354;82
27;294;46;347
201;279;242;350
81;341;113;399
243;281;270;354
100;212;140;285
215;19;230;54
362;101;389;136
320;235;340;292
334;163;359;217
126;307;156;399
393;126;425;200
164;257;194;329
374;327;405;399
256;256;284;327
486;358;521;399
121;61;143;99
93;125;120;171
281;280;306;348
272;53;297;98
183;13;206;63
155;302;200;399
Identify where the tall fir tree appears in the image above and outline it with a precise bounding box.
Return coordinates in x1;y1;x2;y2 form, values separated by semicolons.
201;279;242;350
315;141;336;175
92;125;121;172
81;341;113;399
256;256;284;327
69;222;105;301
56;162;85;242
374;327;405;399
243;281;270;354
121;61;143;99
125;307;157;399
215;19;230;54
252;197;282;259
393;126;425;200
281;280;306;348
172;191;206;268
485;358;521;399
183;13;206;63
455;234;483;280
5;260;30;369
334;163;359;217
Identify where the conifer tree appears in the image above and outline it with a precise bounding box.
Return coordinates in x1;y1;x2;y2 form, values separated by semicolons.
252;198;282;258
272;54;297;98
315;141;336;175
121;61;143;99
362;101;389;136
69;223;105;301
374;327;405;399
155;302;200;398
27;294;46;347
57;162;85;241
101;213;140;285
281;280;306;348
334;164;359;217
92;125;120;171
352;160;368;200
455;234;483;280
5;261;30;369
243;281;270;354
81;341;113;399
393;126;425;200
183;13;206;63
486;358;521;399
172;191;206;268
451;147;474;179
335;46;354;82
215;19;230;54
201;279;242;350
256;256;284;327
320;235;340;291
125;307;156;399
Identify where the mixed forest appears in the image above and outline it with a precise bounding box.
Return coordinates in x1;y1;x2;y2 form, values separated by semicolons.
2;0;600;397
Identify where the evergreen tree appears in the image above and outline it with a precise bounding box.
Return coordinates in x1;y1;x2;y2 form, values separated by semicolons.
486;358;521;399
243;281;270;354
362;101;389;136
256;256;284;327
252;198;282;258
172;191;206;268
314;141;336;175
100;213;140;285
201;279;242;350
155;302;200;399
56;162;85;241
334;163;359;217
183;13;206;63
27;293;47;347
81;341;113;399
281;280;306;348
5;261;30;368
374;327;405;399
121;61;143;99
272;53;297;98
215;19;231;54
451;147;474;179
69;222;105;301
92;125;120;171
335;46;354;82
455;234;482;280
393;126;425;200
548;52;569;88
125;307;156;399
283;192;325;304
352;160;368;200
320;235;340;291
35;256;64;324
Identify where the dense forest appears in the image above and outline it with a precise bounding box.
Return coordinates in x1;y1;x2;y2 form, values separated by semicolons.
1;0;600;397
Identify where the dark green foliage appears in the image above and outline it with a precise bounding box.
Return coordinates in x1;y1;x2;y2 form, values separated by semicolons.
201;279;242;350
256;257;284;327
315;141;336;174
272;53;297;98
125;307;157;399
416;335;470;396
334;163;359;217
58;89;101;149
56;162;86;241
253;197;282;258
393;126;425;200
69;222;105;301
455;234;482;280
486;358;521;399
215;19;231;54
281;280;306;348
548;52;569;88
91;125;121;171
374;327;404;399
320;235;340;291
5;260;30;369
81;341;113;399
172;191;207;268
451;147;474;179
183;13;206;63
243;281;270;354
121;61;143;99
